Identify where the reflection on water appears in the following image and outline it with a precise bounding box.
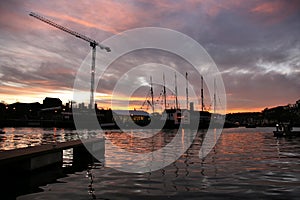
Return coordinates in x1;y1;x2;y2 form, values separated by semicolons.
104;129;202;172
8;127;300;199
63;148;73;167
0;127;80;151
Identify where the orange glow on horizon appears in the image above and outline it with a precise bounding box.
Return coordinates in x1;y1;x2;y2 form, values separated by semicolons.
226;107;264;114
1;1;299;113
0;86;287;114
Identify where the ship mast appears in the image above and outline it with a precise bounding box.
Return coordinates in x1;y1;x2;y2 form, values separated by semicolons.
175;73;179;109
150;76;154;113
163;73;167;110
201;76;204;111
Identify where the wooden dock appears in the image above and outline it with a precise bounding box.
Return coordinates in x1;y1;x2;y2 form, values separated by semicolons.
0;138;105;172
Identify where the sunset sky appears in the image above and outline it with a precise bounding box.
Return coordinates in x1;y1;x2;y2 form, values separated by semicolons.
0;0;299;113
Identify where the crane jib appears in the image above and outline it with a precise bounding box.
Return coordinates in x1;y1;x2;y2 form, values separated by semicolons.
29;12;110;52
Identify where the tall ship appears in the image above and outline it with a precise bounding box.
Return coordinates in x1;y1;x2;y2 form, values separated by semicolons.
0;73;231;130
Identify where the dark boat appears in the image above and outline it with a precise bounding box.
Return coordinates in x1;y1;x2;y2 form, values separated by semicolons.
273;130;300;137
273;123;300;137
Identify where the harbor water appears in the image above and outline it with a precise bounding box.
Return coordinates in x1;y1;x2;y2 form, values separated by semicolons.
1;127;299;199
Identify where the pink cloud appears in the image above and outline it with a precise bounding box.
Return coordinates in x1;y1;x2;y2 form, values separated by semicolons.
34;1;144;34
250;0;300;24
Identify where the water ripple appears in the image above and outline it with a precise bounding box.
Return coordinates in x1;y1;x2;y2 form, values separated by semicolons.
9;127;300;199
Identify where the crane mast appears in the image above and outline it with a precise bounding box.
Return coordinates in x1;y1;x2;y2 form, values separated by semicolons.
29;12;110;109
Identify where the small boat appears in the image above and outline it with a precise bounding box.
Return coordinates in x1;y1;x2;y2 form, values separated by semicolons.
273;130;285;137
273;130;300;137
273;123;300;137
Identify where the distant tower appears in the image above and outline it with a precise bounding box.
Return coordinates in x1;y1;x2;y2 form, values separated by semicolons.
190;102;194;111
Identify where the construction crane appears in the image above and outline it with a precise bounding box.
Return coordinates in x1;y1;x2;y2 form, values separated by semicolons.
29;12;111;109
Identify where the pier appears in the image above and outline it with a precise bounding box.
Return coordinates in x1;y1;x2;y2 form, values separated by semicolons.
0;138;105;199
0;138;105;172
